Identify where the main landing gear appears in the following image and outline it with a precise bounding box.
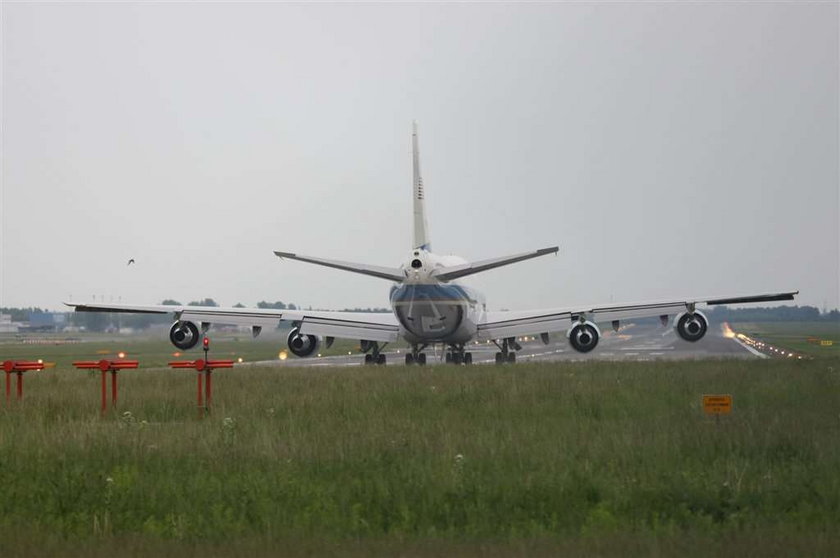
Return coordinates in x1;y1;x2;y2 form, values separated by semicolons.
492;337;521;365
445;344;473;365
362;341;388;366
405;344;428;365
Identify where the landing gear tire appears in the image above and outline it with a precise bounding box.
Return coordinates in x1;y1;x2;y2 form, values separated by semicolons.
361;340;388;366
445;353;452;364
464;352;473;365
405;354;415;365
493;337;518;365
418;353;427;365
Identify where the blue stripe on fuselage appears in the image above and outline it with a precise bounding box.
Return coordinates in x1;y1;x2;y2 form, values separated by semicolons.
390;283;474;304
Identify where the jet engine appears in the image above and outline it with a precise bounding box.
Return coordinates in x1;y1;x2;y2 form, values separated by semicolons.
169;321;200;350
674;311;708;342
287;327;320;357
567;320;601;353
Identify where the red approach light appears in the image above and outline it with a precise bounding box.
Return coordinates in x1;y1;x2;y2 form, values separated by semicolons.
203;337;210;349
3;360;45;373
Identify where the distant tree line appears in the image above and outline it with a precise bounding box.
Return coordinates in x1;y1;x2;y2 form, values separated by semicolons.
257;301;298;310
188;298;219;307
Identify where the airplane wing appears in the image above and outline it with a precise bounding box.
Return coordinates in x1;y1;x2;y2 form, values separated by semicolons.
476;291;798;340
65;302;400;342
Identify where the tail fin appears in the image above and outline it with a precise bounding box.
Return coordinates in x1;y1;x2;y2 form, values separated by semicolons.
412;122;431;251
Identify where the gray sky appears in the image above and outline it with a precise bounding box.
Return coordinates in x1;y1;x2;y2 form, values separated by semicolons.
2;2;837;313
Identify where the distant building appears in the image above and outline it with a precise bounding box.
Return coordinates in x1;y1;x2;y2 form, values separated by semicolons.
0;314;19;333
22;312;67;333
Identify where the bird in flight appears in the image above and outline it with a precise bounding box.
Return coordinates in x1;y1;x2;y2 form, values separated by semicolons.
127;259;135;266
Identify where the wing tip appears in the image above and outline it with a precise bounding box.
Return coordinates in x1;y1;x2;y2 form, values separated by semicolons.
705;291;800;306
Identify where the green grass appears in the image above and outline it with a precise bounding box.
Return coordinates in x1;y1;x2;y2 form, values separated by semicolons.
0;352;839;555
731;321;840;358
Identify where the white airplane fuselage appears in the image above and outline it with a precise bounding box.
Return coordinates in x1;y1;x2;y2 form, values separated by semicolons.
392;249;485;345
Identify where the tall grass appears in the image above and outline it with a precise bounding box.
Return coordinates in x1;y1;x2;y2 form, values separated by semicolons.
0;358;838;555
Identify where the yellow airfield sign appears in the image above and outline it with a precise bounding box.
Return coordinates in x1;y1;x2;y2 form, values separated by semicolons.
820;340;834;347
703;395;732;415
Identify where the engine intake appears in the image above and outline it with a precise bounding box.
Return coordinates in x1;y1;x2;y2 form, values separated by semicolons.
287;327;320;357
169;321;200;350
567;321;601;353
674;311;708;342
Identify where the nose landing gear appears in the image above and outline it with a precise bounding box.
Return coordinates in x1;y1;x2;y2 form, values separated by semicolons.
444;344;473;365
405;345;428;366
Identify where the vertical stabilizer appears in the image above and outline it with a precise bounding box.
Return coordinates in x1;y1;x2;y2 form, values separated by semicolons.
412;122;431;251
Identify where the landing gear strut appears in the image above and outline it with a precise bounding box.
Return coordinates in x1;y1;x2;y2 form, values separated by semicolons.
445;344;473;365
493;337;520;364
362;341;388;366
405;344;428;366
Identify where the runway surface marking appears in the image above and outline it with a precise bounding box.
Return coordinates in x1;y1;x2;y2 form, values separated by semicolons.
732;336;769;358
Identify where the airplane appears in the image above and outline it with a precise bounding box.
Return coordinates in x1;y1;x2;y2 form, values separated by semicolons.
66;123;798;365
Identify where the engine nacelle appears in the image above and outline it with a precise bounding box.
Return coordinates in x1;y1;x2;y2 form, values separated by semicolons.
674;311;708;342
287;327;320;358
567;320;601;353
169;321;200;350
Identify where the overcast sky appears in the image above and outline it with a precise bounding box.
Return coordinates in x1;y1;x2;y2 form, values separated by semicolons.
1;2;837;313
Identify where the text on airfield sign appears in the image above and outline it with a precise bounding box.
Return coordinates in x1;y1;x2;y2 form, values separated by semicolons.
703;395;732;415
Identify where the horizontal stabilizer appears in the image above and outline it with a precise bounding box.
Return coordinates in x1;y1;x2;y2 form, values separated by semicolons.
274;251;405;282
432;247;559;282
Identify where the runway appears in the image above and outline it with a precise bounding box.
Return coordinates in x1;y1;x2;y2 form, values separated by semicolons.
248;322;756;368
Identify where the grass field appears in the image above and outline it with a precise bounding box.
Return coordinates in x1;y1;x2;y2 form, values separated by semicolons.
730;321;840;359
1;339;839;555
